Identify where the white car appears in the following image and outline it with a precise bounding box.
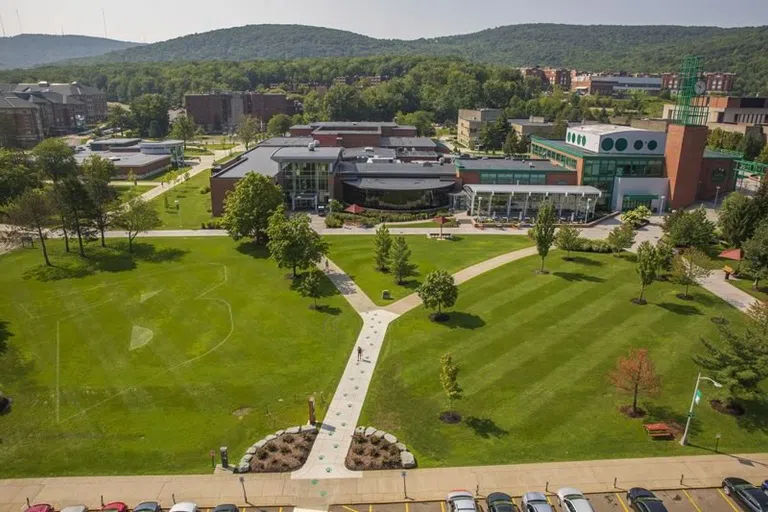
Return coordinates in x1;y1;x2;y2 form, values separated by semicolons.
169;503;198;512
556;488;595;512
447;490;478;512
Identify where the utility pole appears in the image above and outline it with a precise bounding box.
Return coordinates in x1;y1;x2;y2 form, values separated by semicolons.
102;9;107;38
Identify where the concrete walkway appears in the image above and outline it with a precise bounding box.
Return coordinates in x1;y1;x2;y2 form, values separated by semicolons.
3;452;768;511
700;271;759;313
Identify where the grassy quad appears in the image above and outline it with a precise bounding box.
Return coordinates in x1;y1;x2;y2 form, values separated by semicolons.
360;251;768;467
326;235;534;305
0;238;361;477
149;169;215;229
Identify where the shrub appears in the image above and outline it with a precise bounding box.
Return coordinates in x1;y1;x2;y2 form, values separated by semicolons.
573;237;612;253
256;449;269;460
325;214;344;228
199;185;211;194
283;434;294;444
370;435;381;445
621;206;652;228
266;443;278;452
279;445;291;455
353;445;365;455
360;218;377;228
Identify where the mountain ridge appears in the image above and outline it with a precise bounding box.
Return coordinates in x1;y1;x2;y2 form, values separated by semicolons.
0;34;142;70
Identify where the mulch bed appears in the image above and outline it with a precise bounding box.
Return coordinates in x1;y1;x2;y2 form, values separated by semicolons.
440;411;462;423
619;405;646;418
249;431;317;473
346;433;402;471
429;312;449;322
711;399;745;416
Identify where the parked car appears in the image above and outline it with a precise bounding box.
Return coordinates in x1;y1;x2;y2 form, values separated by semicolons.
213;505;238;512
61;506;88;512
626;488;668;512
102;503;128;512
762;481;768;494
487;492;518;512
133;503;161;512
25;505;53;512
556;488;595;512
169;503;198;512
522;492;554;512
723;478;768;512
447;490;478;512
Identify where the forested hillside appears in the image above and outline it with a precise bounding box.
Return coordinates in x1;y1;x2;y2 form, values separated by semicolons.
63;24;768;95
0;34;141;69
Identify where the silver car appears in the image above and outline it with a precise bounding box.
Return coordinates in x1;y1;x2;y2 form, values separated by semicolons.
556;488;595;512
447;491;478;512
522;492;554;512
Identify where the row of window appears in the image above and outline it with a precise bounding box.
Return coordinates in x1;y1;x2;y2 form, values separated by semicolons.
582;159;664;178
478;171;548;185
530;143;578;169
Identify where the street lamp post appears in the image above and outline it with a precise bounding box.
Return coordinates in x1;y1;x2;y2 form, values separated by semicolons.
680;372;722;446
586;198;592;222
659;195;666;215
714;186;721;208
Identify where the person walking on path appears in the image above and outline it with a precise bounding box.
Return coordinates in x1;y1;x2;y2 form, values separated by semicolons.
357;346;363;362
325;258;329;272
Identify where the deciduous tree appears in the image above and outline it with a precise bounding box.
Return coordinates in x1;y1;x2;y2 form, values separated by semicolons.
662;208;715;248
56;176;94;257
529;201;556;272
299;269;323;309
222;172;283;243
0;149;41;206
608;348;661;416
1;188;55;266
130;93;170;138
80;155;118;247
554;225;581;260
607;223;635;255
439;353;462;419
671;248;712;299
621;205;651;229
170;114;199;149
418;270;458;321
266;114;292;136
113;197;162;253
635;241;659;304
237;116;260;150
107;104;132;136
743;220;768;289
267;206;329;278
373;224;392;271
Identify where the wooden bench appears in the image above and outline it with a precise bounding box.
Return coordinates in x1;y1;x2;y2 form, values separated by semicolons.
643;423;674;439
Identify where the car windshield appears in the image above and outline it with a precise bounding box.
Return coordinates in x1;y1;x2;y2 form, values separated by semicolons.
565;495;584;501
746;489;768;507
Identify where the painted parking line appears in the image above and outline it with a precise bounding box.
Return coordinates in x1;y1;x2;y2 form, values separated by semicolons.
614;494;630;512
546;496;553;506
717;490;741;512
682;490;703;512
343;506;360;512
370;506;373;512
441;502;446;512
405;503;409;512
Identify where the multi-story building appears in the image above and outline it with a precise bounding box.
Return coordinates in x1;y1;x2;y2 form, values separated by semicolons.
0;95;44;147
520;67;571;89
508;117;558;140
457;108;504;147
661;72;736;95
184;92;296;133
662;96;768;125
570;74;663;96
12;81;107;123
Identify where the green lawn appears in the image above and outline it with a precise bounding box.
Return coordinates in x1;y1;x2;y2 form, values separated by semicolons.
142;166;193;183
214;151;244;165
326;235;533;305
0;237;361;477
184;148;213;157
111;184;156;203
391;221;459;229
360;251;767;467
728;274;768;302
149;170;214;229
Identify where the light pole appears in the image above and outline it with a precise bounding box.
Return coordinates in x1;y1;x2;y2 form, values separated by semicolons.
175;200;181;227
586;198;592;222
659;195;666;216
714;186;721;208
680;372;722;446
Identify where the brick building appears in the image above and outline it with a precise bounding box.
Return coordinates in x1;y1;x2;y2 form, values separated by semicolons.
11;81;107;123
456;109;504;147
570;74;663;96
520;67;571;89
661;72;736;95
184;92;296;133
0;95;44;147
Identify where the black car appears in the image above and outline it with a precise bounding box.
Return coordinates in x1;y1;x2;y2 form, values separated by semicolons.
133;503;161;512
487;492;519;512
723;478;768;512
626;488;668;512
213;505;238;512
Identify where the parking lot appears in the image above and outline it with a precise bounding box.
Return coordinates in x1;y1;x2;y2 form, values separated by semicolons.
330;488;742;512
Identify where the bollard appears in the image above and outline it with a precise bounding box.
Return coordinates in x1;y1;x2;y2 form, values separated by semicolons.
101;496;105;507
26;498;31;508
172;493;177;504
476;484;480;497
680;474;685;485
546;481;549;492
614;477;617;488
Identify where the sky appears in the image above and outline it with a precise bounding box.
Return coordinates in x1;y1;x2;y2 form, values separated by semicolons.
1;0;767;43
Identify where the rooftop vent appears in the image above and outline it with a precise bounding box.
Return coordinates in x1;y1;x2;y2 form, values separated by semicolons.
70;81;79;86
308;142;315;152
364;147;374;152
529;162;534;168
37;81;49;88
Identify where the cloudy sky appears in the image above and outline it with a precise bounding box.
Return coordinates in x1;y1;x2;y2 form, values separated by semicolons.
1;0;767;43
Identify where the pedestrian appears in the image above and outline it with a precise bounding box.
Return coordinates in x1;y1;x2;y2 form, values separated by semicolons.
357;346;363;362
325;258;329;271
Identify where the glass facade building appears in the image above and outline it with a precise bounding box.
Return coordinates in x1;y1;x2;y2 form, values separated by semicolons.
280;161;331;208
342;182;453;210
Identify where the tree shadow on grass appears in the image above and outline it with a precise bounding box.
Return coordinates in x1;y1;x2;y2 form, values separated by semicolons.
235;241;270;259
570;256;604;267
315;305;342;316
441;312;486;330
553;272;605;283
735;398;768;434
656;302;702;316
464;416;508;439
22;261;93;281
0;321;10;355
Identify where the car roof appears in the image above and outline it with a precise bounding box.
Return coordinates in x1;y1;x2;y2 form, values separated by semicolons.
27;505;53;512
169;503;197;512
133;503;159;511
641;500;668;512
213;506;238;512
570;500;594;512
529;504;553;512
727;477;752;487
491;503;516;512
61;506;88;512
630;488;656;498
488;493;513;502
559;488;583;498
523;492;548;502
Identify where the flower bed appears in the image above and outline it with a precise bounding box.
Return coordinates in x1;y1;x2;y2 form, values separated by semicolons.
237;425;318;473
345;426;416;470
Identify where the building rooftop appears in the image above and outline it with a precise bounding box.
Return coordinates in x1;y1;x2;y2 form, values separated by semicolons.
0;96;37;109
271;146;342;161
336;161;454;176
344;177;455;191
74;151;169;167
380;136;436;149
531;136;665;159
259;136;314;147
213;146;281;179
568;124;654;136
341;147;398;160
703;149;743;160
508;118;555;127
140;139;184;147
455;158;566;172
14;82;103;96
464;184;603;196
91;138;142;146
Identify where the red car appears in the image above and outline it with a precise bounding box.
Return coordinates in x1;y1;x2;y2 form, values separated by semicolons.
102;503;128;512
25;505;53;512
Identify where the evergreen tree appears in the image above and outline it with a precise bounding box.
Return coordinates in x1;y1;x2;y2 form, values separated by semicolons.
743;220;768;290
389;236;415;284
373;224;392;271
718;192;758;249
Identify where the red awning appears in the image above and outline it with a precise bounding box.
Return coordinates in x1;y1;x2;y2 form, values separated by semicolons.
345;204;365;215
433;216;450;225
719;248;743;261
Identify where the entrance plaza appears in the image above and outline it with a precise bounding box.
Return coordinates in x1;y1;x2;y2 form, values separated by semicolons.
462;184;602;222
